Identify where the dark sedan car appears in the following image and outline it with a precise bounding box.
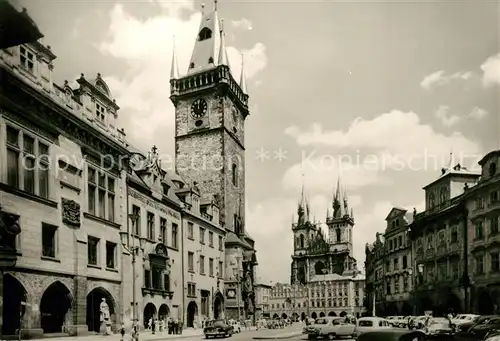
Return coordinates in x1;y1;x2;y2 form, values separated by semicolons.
204;320;233;338
356;330;425;341
456;315;498;335
468;317;500;340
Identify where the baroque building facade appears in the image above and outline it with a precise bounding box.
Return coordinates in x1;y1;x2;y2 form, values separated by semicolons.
288;181;366;318
364;208;414;316
464;150;500;314
254;282;272;320
169;1;258;322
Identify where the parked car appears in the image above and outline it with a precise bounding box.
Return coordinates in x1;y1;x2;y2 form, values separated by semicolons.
468;317;500;339
387;316;406;328
455;315;496;335
303;316;356;339
356;317;392;336
203;320;233;338
357;329;425;341
485;329;500;341
452;314;479;327
425;317;454;338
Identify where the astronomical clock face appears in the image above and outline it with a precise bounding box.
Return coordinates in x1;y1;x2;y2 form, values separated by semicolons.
190;98;208;118
227;289;236;299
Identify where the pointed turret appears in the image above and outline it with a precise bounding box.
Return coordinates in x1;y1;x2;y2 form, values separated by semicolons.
170;36;180;80
343;186;349;216
240;53;248;94
332;177;342;218
218;19;230;67
187;0;221;74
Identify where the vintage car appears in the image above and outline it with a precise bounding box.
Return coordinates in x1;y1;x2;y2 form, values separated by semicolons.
485;329;500;341
451;313;479;327
356;329;425;341
355;317;392;336
203;320;233;338
455;315;496;335
387;316;406;328
425;317;454;338
468;317;500;340
303;316;356;339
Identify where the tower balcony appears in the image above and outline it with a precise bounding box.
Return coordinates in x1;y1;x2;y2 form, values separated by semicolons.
170;65;249;111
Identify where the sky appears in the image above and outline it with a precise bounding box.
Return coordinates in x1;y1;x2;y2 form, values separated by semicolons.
21;0;499;284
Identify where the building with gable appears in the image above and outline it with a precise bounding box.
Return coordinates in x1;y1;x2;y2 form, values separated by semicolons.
0;24;130;338
287;180;366;319
169;0;258;322
364;208;414;316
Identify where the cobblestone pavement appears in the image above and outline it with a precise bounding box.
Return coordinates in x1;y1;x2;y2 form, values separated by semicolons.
27;325;304;341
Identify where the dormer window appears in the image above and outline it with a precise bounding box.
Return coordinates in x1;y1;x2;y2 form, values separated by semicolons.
429;192;435;208
19;46;35;73
189;62;195;69
440;187;447;203
490;162;497;177
198;27;212;41
96;102;106;122
208;57;214;64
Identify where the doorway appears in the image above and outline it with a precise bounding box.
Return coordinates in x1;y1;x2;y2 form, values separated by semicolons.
40;281;72;333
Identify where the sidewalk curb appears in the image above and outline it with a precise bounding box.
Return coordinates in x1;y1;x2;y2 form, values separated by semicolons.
252;331;303;340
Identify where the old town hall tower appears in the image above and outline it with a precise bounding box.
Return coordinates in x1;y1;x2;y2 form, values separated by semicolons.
170;0;258;320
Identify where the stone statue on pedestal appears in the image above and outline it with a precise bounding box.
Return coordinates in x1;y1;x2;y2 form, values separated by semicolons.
99;298;112;335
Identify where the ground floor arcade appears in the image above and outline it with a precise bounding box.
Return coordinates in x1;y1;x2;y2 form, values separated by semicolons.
0;271;120;337
269;308;364;321
185;291;225;328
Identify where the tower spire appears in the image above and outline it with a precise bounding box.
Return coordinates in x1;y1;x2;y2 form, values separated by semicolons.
333;177;342;218
170;36;179;80
240;53;248;93
218;18;230;67
187;0;221;74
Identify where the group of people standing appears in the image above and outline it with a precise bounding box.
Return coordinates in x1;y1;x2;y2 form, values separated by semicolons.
146;317;183;334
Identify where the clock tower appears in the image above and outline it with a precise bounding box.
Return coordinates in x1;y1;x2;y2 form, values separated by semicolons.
170;0;257;321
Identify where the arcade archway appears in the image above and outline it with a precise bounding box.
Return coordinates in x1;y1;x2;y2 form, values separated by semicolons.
213;293;224;319
273;313;279;319
386;303;398;316
86;287;116;332
2;274;27;335
40;281;72;333
281;313;288;319
144;303;157;328
187;301;198;328
445;293;462;314
328;311;336;316
419;296;433;315
402;302;412;316
291;312;299;321
311;312;317;319
478;291;495;315
301;312;306;320
319;312;325;317
158;304;169;320
339;311;347;317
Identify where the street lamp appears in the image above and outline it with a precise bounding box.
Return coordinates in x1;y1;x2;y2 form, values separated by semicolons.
119;213;147;335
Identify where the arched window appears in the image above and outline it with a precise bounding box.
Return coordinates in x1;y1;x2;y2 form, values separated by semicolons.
198;27;212;41
232;163;237;186
429;192;435;208
440;187;447;203
336;229;341;242
299;234;304;248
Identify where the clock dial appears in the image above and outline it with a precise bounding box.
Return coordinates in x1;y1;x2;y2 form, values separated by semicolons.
228;290;236;298
191;98;208;118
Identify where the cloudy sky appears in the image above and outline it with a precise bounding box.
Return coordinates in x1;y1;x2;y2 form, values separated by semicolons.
22;0;499;284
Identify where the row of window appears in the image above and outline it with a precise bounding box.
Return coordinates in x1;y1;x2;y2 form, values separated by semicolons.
187;251;223;278
18;45;110;124
475;252;500;274
87;236;117;269
387;233;407;251
187;221;224;251
144;267;170;292
131;205;179;249
384;255;409;273
385;276;410;295
474;190;500;210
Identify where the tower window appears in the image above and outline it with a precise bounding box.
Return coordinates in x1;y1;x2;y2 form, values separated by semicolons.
490;162;497;177
208;57;214;64
232;163;238;186
189;62;195;69
198;27;212;41
299;234;304;248
336;229;341;242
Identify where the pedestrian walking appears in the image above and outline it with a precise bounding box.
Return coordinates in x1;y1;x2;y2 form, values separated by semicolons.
120;323;125;341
